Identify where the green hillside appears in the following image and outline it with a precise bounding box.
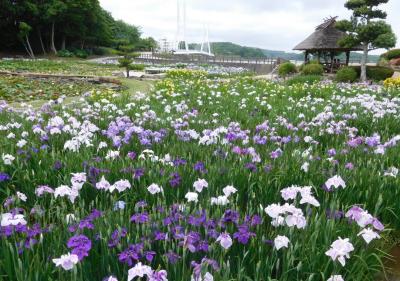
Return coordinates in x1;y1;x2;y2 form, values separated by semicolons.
189;42;265;58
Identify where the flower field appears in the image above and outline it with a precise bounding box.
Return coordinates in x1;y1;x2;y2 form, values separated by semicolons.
1;71;400;281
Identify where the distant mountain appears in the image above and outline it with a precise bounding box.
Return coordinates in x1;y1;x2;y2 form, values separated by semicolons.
189;42;265;58
190;42;380;63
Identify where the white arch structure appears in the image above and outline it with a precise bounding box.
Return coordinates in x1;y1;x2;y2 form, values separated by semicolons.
173;0;213;56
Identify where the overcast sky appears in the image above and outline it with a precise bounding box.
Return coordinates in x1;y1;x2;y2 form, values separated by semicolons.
99;0;400;54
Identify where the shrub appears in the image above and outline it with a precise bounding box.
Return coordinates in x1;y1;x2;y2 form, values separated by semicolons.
278;62;297;77
352;66;394;81
384;77;400;88
176;63;187;69
57;49;73;58
301;63;324;76
92;47;118;56
367;66;394;81
335;67;358;83
381;49;400;60
74;49;89;59
129;64;145;71
286;75;322;86
299;60;322;72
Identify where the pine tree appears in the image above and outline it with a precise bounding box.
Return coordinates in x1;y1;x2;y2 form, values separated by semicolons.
337;0;396;81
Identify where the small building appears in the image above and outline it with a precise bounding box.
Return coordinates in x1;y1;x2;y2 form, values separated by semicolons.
293;17;362;72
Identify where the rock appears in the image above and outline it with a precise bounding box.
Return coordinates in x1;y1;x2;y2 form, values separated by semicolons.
389;58;400;66
126;71;145;78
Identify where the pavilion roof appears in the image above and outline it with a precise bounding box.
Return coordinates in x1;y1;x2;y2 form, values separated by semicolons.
293;17;362;51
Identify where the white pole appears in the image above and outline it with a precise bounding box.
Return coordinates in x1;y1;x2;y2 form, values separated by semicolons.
183;0;188;51
206;24;211;55
200;24;205;52
176;0;180;50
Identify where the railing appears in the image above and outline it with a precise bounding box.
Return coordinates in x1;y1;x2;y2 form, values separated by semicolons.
137;53;280;66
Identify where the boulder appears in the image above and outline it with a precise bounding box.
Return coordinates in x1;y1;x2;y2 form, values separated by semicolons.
389;58;400;66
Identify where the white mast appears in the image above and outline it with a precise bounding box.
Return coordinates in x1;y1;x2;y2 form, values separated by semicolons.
173;0;213;56
176;0;189;51
183;0;188;51
200;24;212;55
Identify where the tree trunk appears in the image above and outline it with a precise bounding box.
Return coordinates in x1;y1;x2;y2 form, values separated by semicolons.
126;67;129;78
50;21;57;54
37;29;46;55
361;43;368;82
25;35;35;59
21;41;31;58
61;35;66;50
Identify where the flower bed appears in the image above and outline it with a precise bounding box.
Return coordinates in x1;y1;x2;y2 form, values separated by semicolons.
0;75;119;103
0;73;400;281
0;58;120;76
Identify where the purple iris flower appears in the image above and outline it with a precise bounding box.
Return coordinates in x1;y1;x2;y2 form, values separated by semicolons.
67;235;92;251
53;160;63;170
0;172;11;182
130;212;149;224
165;251;180;264
194;161;207;174
173;158;187;166
222;210;240;224
134;168;145;179
118;243;144;266
169;172;181;187
127;151;137;160
233;225;256;244
144;251;156;262
245;162;257;172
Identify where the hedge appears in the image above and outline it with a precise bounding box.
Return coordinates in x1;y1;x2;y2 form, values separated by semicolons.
351;66;394;81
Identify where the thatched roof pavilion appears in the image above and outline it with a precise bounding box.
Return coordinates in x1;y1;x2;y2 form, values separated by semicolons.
294;17;362;70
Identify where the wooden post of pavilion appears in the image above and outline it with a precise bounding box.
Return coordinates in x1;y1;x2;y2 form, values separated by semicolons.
345;51;350;66
330;51;335;73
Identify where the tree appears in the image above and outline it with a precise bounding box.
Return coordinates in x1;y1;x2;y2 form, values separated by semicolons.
117;45;139;78
112;20;141;49
18;22;35;58
136;37;158;51
337;0;396;81
43;0;67;54
0;0;144;56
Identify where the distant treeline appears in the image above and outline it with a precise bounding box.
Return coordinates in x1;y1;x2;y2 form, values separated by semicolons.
190;42;380;62
189;42;266;58
0;0;157;57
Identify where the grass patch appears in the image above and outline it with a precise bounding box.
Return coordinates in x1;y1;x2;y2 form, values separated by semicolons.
0;58;120;76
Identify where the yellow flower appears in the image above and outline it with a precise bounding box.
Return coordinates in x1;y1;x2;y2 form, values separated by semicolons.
384;77;400;88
